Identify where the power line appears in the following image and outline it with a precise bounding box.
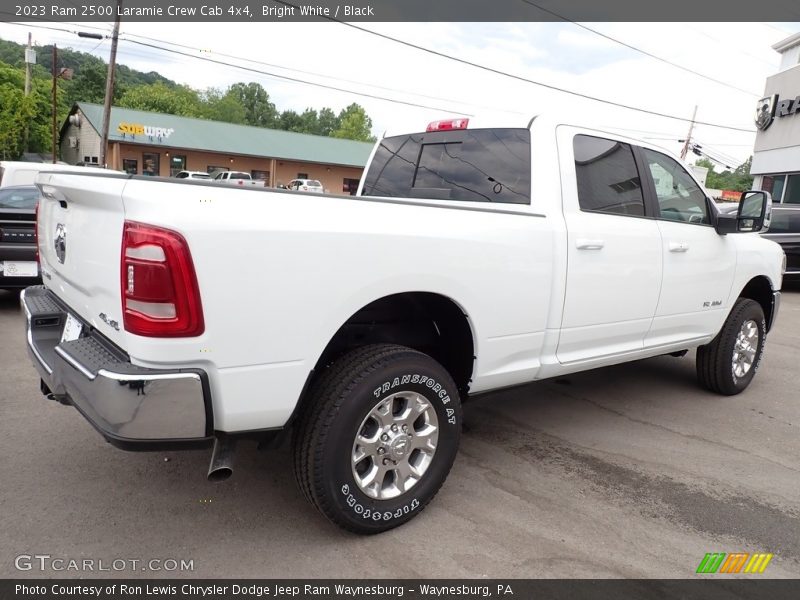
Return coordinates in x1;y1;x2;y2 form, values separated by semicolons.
271;2;758;133
6;16;763;134
121;38;473;115
518;0;760;96
117;31;529;116
7;19;528;117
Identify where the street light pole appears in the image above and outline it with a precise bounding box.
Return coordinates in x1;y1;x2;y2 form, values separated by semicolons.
100;0;122;169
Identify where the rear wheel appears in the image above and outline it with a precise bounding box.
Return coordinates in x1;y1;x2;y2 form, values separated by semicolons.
293;344;461;533
696;298;766;395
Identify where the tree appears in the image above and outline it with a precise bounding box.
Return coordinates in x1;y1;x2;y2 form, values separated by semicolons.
278;109;304;132
65;62;107;104
331;103;375;142
200;87;246;124
298;108;320;135
317;107;338;136
118;82;202;116
695;157;753;192
0;63;51;158
225;82;277;128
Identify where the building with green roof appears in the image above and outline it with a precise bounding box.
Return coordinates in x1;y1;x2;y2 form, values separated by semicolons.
59;102;374;193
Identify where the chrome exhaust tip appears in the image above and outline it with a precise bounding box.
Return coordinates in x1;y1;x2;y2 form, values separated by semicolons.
207;436;236;482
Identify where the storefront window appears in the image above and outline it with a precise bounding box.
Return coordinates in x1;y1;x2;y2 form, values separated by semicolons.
343;178;360;195
122;159;138;175
784;174;800;204
251;170;270;183
142;153;160;176
169;155;186;177
761;175;786;203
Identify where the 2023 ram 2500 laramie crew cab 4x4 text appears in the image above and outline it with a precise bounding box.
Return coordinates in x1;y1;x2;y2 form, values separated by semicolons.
22;115;784;533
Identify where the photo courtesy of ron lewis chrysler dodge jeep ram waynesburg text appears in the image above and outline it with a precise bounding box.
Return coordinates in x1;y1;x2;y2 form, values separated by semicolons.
22;115;784;533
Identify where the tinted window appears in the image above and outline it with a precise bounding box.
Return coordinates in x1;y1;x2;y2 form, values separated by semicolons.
230;173;249;180
0;187;39;209
785;174;800;204
768;209;800;233
176;172;188;178
362;128;530;204
642;148;709;225
574;135;644;216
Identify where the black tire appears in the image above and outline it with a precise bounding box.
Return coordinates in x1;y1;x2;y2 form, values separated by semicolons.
696;298;766;396
293;344;462;534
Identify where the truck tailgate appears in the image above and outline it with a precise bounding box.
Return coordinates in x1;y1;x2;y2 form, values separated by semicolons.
36;172;131;348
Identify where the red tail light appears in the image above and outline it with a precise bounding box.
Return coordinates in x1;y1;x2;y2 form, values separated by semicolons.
121;221;204;337
426;118;469;132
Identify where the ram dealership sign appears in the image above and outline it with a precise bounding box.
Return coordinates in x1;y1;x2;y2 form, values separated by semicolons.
755;93;800;131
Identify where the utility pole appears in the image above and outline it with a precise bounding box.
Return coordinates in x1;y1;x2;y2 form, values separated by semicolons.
24;33;32;96
51;44;57;164
24;32;35;153
100;0;122;169
680;105;698;161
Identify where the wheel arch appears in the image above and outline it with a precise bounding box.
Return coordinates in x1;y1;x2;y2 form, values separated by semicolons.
736;275;776;332
291;292;475;426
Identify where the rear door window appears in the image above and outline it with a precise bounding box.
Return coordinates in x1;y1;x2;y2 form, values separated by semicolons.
573;135;645;217
362;128;531;204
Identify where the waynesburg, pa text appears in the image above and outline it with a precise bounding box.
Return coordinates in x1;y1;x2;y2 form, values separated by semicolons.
15;583;511;597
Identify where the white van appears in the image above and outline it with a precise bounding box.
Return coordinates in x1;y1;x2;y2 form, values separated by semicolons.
0;161;121;188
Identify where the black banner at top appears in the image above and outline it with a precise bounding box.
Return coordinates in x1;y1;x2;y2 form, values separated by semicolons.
4;0;800;22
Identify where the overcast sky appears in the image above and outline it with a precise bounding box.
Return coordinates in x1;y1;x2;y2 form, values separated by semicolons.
1;20;798;168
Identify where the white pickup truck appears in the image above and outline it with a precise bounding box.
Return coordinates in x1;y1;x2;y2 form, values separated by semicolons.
211;170;263;186
23;115;784;533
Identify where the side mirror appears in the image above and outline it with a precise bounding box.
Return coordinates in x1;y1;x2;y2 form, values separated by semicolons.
715;190;772;235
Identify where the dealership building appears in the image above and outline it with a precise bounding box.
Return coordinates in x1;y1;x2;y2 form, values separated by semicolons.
59;102;374;194
752;32;800;204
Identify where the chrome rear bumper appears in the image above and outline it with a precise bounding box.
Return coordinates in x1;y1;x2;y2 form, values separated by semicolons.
22;286;213;450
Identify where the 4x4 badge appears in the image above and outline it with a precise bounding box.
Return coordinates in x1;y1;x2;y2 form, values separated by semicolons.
54;223;67;264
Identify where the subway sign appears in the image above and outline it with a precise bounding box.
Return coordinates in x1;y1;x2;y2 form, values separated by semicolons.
755;93;800;131
117;122;175;139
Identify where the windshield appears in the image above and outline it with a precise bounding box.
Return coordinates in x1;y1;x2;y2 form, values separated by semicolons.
0;186;39;209
361;128;531;204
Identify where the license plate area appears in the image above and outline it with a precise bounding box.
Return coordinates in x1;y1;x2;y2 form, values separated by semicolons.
2;261;38;277
60;313;83;343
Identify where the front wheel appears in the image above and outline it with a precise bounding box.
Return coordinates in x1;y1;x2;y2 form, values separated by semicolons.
696;298;766;396
293;344;462;534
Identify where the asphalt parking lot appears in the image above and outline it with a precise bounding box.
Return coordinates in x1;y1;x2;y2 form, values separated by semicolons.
1;287;798;579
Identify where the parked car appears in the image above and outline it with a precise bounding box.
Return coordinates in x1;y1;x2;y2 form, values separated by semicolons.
763;205;800;280
23;116;783;534
0;185;40;290
287;178;324;193
211;170;262;186
174;171;211;180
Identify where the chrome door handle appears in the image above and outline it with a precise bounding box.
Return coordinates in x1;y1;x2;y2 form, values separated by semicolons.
669;242;689;253
576;239;605;250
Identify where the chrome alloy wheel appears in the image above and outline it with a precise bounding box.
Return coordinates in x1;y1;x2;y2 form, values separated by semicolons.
351;391;439;500
732;319;759;379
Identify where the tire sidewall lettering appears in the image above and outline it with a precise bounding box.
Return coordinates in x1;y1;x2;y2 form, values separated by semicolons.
330;362;461;526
